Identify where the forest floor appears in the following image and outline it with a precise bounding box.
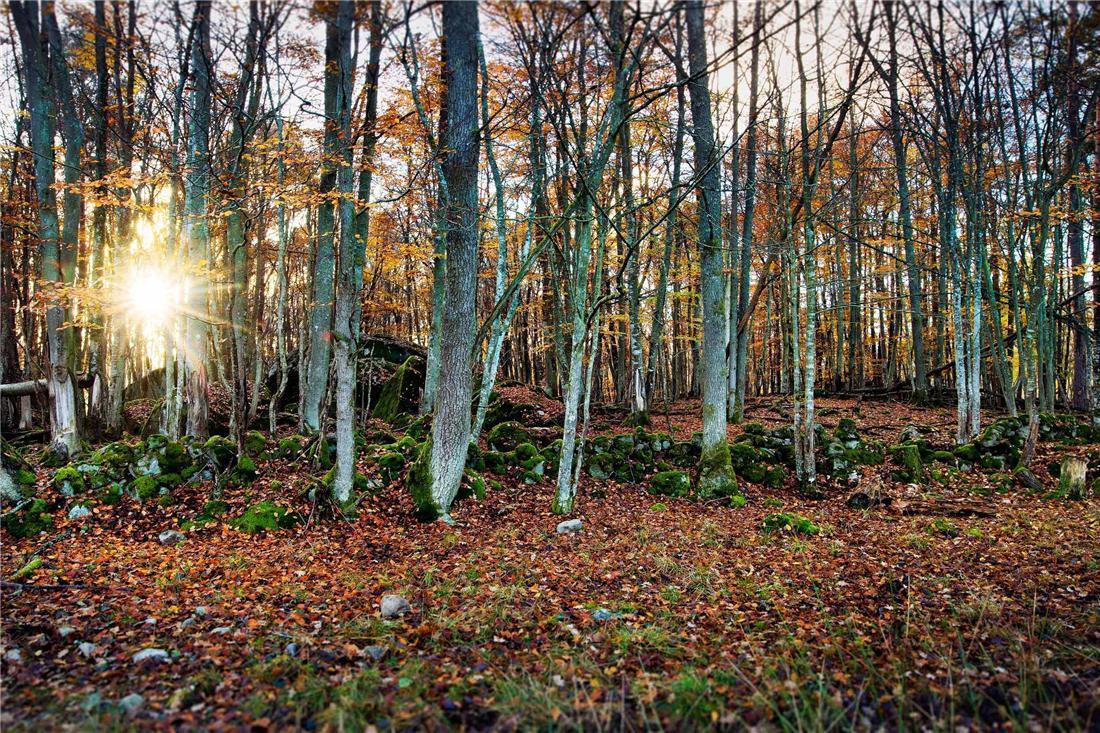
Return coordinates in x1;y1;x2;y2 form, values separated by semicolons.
1;397;1098;731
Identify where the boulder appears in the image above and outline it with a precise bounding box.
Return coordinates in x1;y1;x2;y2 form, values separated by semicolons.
158;530;185;546
487;421;533;452
132;648;170;664
373;356;423;423
119;693;145;715
556;518;583;534
67;505;93;520
380;594;412;619
649;471;691;498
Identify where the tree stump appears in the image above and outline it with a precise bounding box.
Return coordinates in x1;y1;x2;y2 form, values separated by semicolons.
1058;456;1088;500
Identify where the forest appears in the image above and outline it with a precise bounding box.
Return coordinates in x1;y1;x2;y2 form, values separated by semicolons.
0;0;1098;729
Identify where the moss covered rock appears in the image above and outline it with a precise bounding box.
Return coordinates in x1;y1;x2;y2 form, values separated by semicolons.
243;431;267;456
696;442;741;503
487;421;532;452
373;356;421;423
890;443;923;482
52;465;87;497
274;435;305;460
229;501;301;533
649;470;691;497
761;512;820;536
1;498;53;538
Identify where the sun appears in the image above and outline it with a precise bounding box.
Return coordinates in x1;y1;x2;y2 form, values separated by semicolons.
121;266;177;328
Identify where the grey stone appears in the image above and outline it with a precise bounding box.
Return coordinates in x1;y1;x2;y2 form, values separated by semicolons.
556;519;583;534
380;594;411;619
78;642;97;657
158;530;185;546
179;618;196;629
58;624;75;637
68;505;93;520
364;645;387;661
193;606;208;617
4;648;21;663
592;608;614;621
119;693;145;715
211;626;232;635
132;648;170;664
285;642;299;657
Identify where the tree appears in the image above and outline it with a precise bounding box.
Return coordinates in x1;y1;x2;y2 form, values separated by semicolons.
423;0;481;520
183;0;213;439
685;0;737;499
10;1;81;459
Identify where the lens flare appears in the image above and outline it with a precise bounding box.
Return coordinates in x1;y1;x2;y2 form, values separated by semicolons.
122;266;176;328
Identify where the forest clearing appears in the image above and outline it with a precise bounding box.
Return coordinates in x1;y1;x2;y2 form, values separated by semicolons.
1;0;1099;729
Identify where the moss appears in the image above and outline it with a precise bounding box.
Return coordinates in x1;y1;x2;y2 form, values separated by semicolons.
487;421;533;452
159;441;191;473
90;441;135;471
373;357;420;423
458;469;487;501
649;471;691;498
204;500;230;516
481;450;507;476
406;439;442;521
98;482;124;505
623;410;650;428
696;441;740;503
130;475;159;501
761;512;820;536
2;498;53;538
234;455;258;483
275;436;305;459
204;435;237;471
16;469;36;488
404;415;431;441
229;501;301;534
464;443;485;471
158;473;183;488
586;452;615;480
890;443;923;482
377;452;407;484
53;465;87;496
243;431;268;456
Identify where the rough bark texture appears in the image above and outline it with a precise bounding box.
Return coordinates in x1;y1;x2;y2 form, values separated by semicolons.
427;0;481;518
686;0;737;498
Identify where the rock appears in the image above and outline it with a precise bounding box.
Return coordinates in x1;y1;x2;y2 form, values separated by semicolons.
78;642;97;658
380;594;412;619
132;648;170;664
285;642;299;657
4;648;22;663
556;518;583;534
158;530;185;546
648;471;691;498
119;693;145;715
363;645;387;661
193;606;208;617
143;617;157;626
211;626;232;635
58;625;75;637
487;421;533;452
179;618;196;629
592;608;614;622
67;505;93;520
